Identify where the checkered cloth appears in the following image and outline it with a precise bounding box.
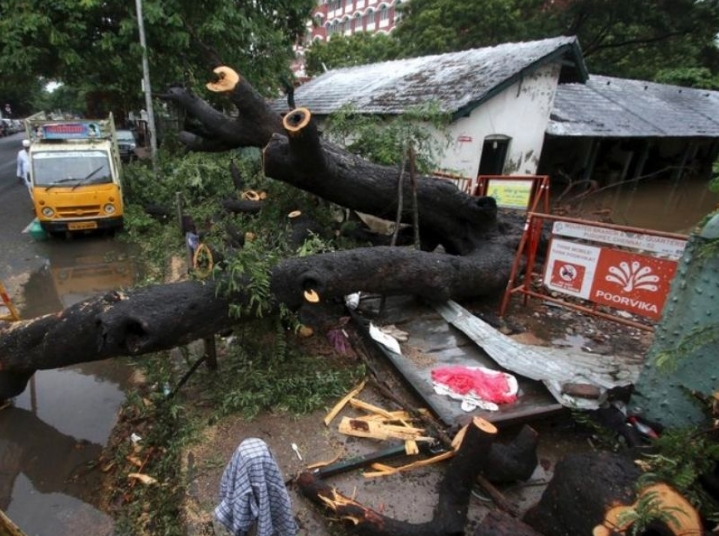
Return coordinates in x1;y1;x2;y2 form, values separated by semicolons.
214;438;297;536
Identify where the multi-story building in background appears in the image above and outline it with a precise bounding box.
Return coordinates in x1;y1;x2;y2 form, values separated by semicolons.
311;0;405;41
292;0;406;78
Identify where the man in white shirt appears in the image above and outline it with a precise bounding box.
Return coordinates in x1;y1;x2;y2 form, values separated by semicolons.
16;139;30;188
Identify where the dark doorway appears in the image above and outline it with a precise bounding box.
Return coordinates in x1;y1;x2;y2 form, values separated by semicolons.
479;137;510;175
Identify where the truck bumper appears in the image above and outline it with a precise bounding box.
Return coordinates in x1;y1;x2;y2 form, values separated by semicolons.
40;216;124;234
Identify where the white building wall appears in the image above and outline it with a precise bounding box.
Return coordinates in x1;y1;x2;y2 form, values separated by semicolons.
434;63;562;182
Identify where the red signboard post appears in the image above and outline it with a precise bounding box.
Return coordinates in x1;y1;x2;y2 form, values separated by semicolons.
501;213;688;329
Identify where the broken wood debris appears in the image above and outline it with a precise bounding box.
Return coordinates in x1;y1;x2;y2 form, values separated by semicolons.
297;416;499;535
127;473;158;485
338;416;433;442
323;380;366;426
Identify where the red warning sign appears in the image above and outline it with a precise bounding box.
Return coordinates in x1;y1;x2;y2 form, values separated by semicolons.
548;261;586;294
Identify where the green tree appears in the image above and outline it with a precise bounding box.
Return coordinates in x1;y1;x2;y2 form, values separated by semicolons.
654;67;719;90
542;0;719;82
391;0;719;87
305;32;401;76
0;0;315;116
393;0;543;57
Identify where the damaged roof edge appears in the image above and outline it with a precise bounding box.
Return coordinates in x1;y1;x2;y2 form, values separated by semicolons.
452;40;589;122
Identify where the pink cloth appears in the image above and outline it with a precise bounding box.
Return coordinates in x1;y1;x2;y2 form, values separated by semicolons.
431;366;517;404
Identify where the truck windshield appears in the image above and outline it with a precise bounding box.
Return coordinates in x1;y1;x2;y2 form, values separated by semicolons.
32;150;113;188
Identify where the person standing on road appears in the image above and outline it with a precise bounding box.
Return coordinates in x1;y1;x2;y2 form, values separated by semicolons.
16;139;31;188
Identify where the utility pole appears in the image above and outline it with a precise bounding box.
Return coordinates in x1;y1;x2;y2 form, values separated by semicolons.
135;0;158;174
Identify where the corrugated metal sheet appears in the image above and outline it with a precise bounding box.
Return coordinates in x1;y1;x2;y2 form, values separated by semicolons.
548;75;719;137
276;36;585;116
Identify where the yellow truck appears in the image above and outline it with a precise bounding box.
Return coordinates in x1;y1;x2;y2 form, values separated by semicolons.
25;113;124;235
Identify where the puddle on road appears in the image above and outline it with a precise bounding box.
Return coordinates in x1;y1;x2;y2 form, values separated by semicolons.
1;235;141;535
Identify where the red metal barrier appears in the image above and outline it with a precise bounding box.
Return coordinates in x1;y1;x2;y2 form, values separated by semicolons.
499;213;688;330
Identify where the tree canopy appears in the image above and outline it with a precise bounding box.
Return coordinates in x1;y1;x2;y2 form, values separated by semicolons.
305;32;401;76
0;0;315;117
308;0;719;87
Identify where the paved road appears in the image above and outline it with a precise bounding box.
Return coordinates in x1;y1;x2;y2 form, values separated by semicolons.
0;132;47;297
0;131;136;536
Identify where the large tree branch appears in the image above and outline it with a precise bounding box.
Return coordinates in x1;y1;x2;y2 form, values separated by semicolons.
157;67;285;149
0;246;514;399
584;30;690;56
264;108;505;255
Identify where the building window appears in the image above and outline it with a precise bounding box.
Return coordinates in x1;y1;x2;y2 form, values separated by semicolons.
380;5;388;20
354;15;362;31
345;0;352;10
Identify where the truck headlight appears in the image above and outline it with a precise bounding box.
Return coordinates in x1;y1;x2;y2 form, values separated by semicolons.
42;207;54;217
104;203;116;214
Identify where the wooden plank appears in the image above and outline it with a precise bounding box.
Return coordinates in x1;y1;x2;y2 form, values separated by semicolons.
324;380;366;426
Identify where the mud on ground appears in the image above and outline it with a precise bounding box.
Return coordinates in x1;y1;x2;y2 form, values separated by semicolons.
178;295;653;535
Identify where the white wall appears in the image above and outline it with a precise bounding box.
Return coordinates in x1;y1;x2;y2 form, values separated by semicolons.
434;63;562;183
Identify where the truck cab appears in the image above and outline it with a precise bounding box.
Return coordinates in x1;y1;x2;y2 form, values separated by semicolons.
25;114;124;235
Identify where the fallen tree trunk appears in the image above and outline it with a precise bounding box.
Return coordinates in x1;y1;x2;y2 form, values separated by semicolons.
160;67;526;257
482;425;539;484
523;450;704;536
0;245;513;399
473;511;543;536
296;417;498;536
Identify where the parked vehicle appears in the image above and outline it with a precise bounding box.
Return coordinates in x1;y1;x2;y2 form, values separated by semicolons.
115;129;138;162
25;113;124;235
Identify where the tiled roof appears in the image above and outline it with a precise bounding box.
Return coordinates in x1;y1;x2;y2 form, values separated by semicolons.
548;75;719;137
275;36;586;116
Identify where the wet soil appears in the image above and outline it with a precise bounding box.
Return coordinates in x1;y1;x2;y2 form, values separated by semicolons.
176;294;653;536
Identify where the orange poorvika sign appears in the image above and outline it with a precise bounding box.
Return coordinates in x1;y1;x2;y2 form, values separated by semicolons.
544;221;687;320
545;241;679;319
500;213;688;329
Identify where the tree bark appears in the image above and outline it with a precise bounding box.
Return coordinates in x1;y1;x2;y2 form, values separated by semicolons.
482;425;539;484
523;451;641;535
0;244;514;399
473;511;543;536
160;68;527;256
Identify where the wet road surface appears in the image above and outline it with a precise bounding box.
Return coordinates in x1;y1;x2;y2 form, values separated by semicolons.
0;132;141;535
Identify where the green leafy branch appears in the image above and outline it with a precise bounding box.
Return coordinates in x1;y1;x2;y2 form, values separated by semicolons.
616;491;683;536
635;428;719;522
